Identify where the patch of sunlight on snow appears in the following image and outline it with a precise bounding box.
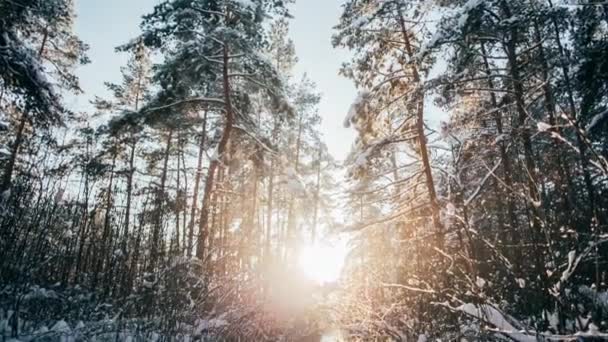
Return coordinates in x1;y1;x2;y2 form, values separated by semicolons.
321;329;345;342
298;239;349;284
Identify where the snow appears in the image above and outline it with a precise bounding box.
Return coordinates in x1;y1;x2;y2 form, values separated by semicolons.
51;320;71;334
457;0;483;30
194;318;228;335
455;300;608;341
587;322;600;335
2;189;11;201
351;147;373;170
253;50;275;74
209;148;219;162
344;91;370;128
94;209;104;227
143;279;155;288
457;11;470;29
415;0;482;61
38;326;50;334
455;304;539;341
439;121;450;139
55;188;65;204
1;31;58;114
501;16;521;26
537;121;552;132
232;0;255;9
287;178;305;193
414;33;440;61
567;250;576;267
457;304;518;331
285;167;306;194
463;0;483;14
351;14;371;28
559;250;577;282
285;167;297;178
494;133;508;145
23;286;59;300
446;202;456;216
586;109;608;132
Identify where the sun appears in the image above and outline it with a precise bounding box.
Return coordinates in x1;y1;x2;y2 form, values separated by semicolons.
298;240;349;284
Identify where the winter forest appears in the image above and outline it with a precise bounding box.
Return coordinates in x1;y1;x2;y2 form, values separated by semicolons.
1;0;608;340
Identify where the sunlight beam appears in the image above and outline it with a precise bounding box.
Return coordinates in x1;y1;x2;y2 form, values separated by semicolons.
297;240;348;284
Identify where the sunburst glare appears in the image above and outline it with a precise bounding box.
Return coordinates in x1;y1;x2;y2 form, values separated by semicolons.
298;239;349;284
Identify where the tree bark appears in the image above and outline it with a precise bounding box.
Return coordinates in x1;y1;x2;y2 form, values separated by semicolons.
149;129;173;271
500;0;549;313
480;42;521;263
312;146;322;243
188;111;208;257
196;44;234;262
398;13;444;246
547;0;599;227
123;140;137;245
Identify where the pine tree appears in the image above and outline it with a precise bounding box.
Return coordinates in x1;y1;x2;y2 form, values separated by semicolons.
130;0;292;264
0;0;88;193
92;41;153;296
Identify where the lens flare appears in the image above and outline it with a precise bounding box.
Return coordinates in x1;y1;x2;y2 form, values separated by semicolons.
298;240;348;284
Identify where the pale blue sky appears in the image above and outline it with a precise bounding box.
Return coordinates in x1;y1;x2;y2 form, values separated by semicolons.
73;0;356;160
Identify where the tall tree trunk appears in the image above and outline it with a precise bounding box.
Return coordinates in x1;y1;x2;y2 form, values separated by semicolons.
241;159;259;269
500;0;549;313
196;44;235;262
265;120;279;261
188;111;208;257
123;141;137;246
547;0;599;227
480;42;521;264
398;13;444;245
180;146;188;256
93;152;116;291
212;163;230;276
285;113;304;262
149;129;173;271
118;138;137;297
175;132;182;252
529;15;569;314
311;146;322;244
119;80;143;294
530;9;573;222
75;132;93;283
501;0;543;240
128;198;149;297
